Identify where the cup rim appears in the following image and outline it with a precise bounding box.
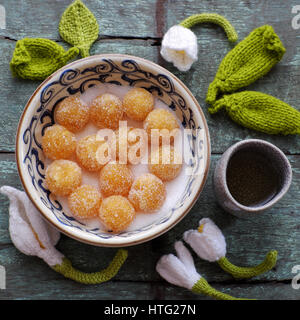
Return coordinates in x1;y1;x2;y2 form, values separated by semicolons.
15;53;211;247
219;139;292;213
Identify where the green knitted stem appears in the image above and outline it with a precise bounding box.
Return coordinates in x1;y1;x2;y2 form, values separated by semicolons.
206;25;286;105
179;13;238;43
10;38;79;80
217;251;278;279
192;277;251;300
208;91;300;135
52;249;128;284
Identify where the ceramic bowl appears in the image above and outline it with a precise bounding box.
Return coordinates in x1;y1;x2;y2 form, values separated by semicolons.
16;54;210;247
213;139;292;218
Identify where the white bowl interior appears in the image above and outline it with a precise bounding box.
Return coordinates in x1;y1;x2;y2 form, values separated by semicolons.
16;55;210;247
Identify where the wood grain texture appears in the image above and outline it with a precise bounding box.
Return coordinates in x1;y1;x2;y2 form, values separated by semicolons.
0;0;299;300
0;0;159;40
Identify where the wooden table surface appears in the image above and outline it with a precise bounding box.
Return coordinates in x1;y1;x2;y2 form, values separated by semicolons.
0;0;299;300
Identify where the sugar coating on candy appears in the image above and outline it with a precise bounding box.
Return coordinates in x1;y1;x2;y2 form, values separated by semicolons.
123;88;154;121
55;96;90;132
42;124;76;160
99;162;134;197
76;134;109;172
68;185;102;219
128;173;166;212
45;160;82;196
144;108;180;140
99;195;136;233
149;145;182;181
90;93;123;129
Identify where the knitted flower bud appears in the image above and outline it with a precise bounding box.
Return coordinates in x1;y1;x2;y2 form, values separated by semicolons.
206;25;286;104
10;38;79;80
184;218;226;262
184;218;278;279
160;13;238;72
0;186;128;284
160;25;198;72
156;241;250;300
156;241;201;289
208;91;300;135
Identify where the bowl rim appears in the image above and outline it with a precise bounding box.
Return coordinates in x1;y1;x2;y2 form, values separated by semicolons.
16;53;211;247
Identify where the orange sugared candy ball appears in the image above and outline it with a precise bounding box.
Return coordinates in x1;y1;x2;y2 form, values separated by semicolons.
90;93;123;129
144;109;180;141
68;185;102;219
99;195;135;233
99;162;133;197
55;96;89;132
128;173;166;212
76;134;109;172
45;160;82;196
149;145;182;181
42;124;76;160
123;88;154;121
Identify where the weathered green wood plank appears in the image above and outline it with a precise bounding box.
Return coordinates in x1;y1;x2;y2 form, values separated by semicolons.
0;153;299;287
1;34;300;154
0;0;159;40
0;265;298;300
158;281;300;300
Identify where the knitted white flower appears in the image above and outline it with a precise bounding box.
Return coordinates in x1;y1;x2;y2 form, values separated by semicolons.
156;241;201;289
160;25;198;72
156;240;246;300
183;218;226;262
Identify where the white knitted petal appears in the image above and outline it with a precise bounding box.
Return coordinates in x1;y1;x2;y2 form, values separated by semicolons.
183;219;226;262
156;253;198;290
174;241;201;286
0;186;64;266
21;189;61;248
160;25;198;71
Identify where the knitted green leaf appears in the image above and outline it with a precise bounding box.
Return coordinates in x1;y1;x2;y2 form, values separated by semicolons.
10;38;79;80
206;25;286;104
209;91;300;135
59;0;99;58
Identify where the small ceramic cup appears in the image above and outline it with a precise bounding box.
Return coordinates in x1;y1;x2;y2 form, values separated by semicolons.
213;139;292;218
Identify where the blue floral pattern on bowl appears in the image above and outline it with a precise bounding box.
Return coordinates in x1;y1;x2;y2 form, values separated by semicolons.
18;55;209;243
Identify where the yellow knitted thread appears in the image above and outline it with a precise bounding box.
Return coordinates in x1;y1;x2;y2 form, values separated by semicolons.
217;251;277;279
10;38;79;80
192;277;252;300
52;249;128;284
209;91;300;135
59;0;99;58
206;25;286;104
179;13;238;43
